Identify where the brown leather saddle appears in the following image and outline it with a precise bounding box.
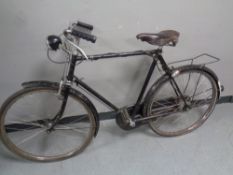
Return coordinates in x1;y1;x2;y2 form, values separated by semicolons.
136;30;180;47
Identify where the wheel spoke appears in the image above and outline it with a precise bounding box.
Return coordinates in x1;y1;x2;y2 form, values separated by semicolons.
151;103;179;113
191;95;212;107
152;97;179;108
150;110;179;118
58;115;88;125
54;126;91;134
7;119;44;127
6;126;39;132
16;129;46;146
192;88;212;97
191;73;202;101
183;71;192;94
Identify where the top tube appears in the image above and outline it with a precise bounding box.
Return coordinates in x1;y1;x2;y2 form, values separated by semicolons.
75;49;159;61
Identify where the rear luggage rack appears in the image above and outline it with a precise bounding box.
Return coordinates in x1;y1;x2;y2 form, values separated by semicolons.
168;53;220;67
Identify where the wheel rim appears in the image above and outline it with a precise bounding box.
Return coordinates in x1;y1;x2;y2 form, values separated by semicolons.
0;88;95;161
147;69;217;136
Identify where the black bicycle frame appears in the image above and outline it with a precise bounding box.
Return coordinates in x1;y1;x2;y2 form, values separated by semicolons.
67;48;169;118
5;48;193;133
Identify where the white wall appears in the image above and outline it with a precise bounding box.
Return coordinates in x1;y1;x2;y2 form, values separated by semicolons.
0;0;232;112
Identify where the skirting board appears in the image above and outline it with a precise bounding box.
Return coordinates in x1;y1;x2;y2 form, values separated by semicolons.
99;95;233;121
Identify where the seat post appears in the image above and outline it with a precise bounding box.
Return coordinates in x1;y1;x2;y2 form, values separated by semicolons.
156;50;171;75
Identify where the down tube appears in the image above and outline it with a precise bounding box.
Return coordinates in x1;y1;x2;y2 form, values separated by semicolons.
74;77;119;111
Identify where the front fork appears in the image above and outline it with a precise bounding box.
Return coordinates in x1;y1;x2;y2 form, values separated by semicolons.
47;84;70;132
48;55;77;132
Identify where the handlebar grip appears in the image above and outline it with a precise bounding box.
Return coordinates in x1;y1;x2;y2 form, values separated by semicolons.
77;21;94;31
71;29;97;43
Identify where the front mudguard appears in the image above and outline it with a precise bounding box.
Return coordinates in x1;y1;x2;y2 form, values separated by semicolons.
22;80;100;137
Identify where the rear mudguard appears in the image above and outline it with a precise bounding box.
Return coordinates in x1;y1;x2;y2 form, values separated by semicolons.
22;80;100;137
143;65;222;115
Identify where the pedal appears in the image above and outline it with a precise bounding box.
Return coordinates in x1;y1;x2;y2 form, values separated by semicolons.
221;85;224;92
129;120;136;127
121;107;135;127
116;107;135;130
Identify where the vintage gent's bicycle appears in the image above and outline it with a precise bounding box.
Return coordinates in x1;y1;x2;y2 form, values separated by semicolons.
0;21;223;162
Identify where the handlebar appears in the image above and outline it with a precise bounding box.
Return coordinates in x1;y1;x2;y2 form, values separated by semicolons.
76;21;94;31
71;29;96;43
47;21;96;61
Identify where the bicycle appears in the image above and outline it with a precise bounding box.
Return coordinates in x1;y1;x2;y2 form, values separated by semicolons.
0;21;223;162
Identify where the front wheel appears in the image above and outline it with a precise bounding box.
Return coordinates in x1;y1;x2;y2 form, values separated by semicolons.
144;66;219;137
0;86;96;162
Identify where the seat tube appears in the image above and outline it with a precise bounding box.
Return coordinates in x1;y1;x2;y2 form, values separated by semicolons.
131;57;157;117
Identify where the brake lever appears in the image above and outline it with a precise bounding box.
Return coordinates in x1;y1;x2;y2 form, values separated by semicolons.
66;39;89;60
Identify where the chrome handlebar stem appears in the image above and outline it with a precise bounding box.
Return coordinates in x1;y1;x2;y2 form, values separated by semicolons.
62;29;89;60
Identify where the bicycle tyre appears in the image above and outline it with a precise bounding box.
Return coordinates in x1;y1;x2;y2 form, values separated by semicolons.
143;65;219;137
0;86;96;162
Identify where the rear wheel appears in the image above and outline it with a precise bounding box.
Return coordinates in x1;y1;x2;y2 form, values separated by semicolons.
144;66;218;136
0;86;96;162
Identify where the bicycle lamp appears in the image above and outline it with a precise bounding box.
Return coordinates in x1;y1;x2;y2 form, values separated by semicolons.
47;35;62;51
